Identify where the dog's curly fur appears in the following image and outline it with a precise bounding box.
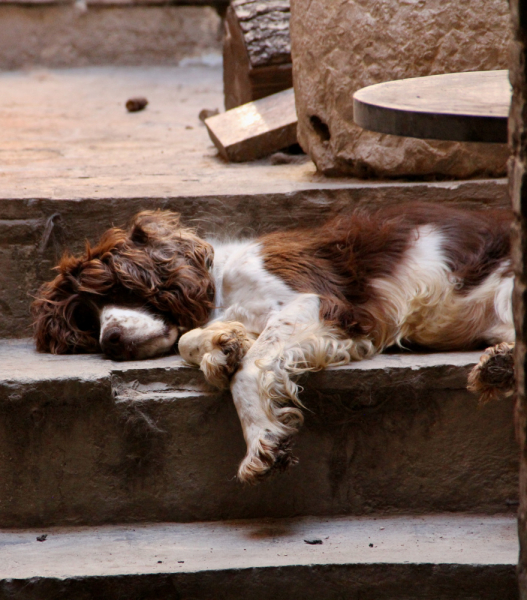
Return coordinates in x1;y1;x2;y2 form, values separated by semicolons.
468;342;516;403
32;205;516;483
33;211;215;354
179;321;257;389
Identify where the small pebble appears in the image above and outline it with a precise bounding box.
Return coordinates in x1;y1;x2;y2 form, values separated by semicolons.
178;560;184;563
157;561;162;564
369;543;374;547
126;97;148;112
198;108;219;122
304;538;323;545
36;534;47;542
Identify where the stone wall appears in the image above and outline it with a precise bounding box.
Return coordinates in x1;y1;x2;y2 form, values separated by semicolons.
0;4;222;70
510;0;527;597
290;0;511;178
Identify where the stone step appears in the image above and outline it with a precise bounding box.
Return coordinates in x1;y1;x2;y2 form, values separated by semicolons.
0;340;517;527
0;513;518;599
0;65;509;339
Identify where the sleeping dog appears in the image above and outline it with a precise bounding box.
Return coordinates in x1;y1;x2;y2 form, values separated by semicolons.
33;204;514;483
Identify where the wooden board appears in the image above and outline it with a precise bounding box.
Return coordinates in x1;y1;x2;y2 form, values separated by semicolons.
205;87;297;162
223;0;292;110
353;70;511;143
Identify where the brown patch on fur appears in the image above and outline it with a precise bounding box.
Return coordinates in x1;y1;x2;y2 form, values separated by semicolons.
383;203;512;293
261;203;512;345
32;211;215;354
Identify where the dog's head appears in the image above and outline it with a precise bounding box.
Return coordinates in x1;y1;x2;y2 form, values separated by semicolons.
32;211;215;360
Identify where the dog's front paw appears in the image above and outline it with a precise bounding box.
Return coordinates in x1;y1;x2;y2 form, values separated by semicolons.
201;323;255;388
237;430;298;484
179;321;256;388
468;342;515;403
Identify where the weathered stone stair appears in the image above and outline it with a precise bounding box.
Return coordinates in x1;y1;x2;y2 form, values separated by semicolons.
0;339;519;597
0;64;519;598
0;340;518;528
0;515;518;600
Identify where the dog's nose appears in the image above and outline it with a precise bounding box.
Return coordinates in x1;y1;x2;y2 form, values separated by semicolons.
107;330;121;345
101;328;125;358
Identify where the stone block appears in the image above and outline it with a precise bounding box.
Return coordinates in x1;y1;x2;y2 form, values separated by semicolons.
290;0;512;178
0;341;518;527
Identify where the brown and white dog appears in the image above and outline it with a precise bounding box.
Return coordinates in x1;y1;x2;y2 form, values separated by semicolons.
33;204;514;483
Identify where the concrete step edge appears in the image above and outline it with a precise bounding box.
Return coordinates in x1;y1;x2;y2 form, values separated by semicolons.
0;339;483;396
0;514;518;599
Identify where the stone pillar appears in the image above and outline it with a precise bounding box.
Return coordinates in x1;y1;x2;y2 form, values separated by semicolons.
290;0;511;178
511;1;527;597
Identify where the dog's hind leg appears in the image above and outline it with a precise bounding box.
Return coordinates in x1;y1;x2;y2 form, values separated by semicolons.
231;294;375;484
468;342;515;403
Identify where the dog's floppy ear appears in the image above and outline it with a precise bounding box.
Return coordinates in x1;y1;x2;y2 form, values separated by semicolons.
107;210;216;330
33;291;100;354
129;210;182;245
32;249;113;353
128;211;213;268
32;228;123;354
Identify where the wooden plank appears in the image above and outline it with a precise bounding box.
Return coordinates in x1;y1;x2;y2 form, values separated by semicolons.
223;5;253;110
248;63;292;102
353;70;511;143
205;87;297;162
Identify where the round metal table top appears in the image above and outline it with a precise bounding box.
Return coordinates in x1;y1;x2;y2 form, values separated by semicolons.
353;70;511;143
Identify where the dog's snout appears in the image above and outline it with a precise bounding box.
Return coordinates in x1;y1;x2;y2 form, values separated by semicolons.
99;306;180;360
106;330;121;345
101;327;125;358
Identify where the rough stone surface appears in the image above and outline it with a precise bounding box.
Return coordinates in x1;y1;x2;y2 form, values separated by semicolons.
0;340;518;527
290;0;512;178
0;5;221;70
509;1;527;598
0;566;519;600
0;66;510;339
0;515;518;600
